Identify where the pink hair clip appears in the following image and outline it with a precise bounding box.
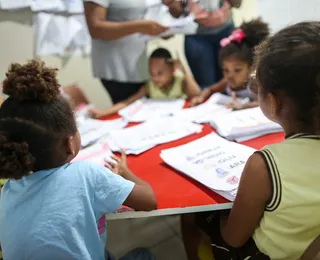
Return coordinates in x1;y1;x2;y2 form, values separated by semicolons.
220;28;246;47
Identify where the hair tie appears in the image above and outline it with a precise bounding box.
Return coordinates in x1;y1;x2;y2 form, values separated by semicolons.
220;29;246;47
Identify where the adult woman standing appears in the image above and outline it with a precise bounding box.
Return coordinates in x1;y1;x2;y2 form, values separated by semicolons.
84;1;168;104
164;0;242;88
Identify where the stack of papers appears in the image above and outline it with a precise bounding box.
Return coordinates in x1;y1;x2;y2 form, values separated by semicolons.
108;117;203;155
161;133;256;201
207;93;249;106
173;93;249;124
72;142;114;166
118;97;185;122
77;116;127;148
210;107;283;142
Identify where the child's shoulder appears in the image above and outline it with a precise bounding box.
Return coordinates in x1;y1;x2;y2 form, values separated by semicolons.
70;160;107;173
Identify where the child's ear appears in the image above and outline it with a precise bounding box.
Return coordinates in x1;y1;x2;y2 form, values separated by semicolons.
66;136;76;156
267;92;280;118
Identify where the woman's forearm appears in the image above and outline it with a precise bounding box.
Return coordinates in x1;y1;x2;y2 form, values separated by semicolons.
87;20;144;41
200;79;228;99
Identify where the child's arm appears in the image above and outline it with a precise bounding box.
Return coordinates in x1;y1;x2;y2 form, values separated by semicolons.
108;151;157;211
172;58;201;98
190;79;228;107
220;153;272;248
182;72;201;99
89;85;147;119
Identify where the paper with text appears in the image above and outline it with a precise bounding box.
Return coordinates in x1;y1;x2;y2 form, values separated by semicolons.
77;116;127;148
108;117;203;154
161;133;255;196
210;107;283;141
118;97;185;122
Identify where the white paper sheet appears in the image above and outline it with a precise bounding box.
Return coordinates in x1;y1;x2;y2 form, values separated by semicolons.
34;13;86;57
64;15;91;56
77;116;127;148
0;0;30;9
108;117;203;155
118;97;185;122
161;133;256;197
206;93;249;106
174;102;231;123
142;4;198;40
30;0;65;11
210;107;283;141
72;142;114;166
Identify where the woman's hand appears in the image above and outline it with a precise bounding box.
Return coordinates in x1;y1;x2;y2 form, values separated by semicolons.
192;1;231;27
138;20;168;36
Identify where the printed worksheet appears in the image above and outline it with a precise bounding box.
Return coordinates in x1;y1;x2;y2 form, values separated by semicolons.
174;102;231;123
118;97;185;122
108;117;203;154
77;116;127;148
160;133;255;192
210;107;282;141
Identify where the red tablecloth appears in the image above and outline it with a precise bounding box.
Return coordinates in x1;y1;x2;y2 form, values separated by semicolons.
105;108;284;218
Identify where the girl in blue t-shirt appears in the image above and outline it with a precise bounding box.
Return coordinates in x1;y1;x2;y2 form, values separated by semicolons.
0;60;155;260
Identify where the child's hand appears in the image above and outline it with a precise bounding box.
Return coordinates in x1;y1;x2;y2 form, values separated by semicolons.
226;92;244;110
105;150;129;177
190;96;205;107
88;108;106;119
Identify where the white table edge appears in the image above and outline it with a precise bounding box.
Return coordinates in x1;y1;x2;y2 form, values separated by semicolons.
106;202;233;220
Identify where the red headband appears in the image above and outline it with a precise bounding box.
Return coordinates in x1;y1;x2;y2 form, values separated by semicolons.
220;28;246;47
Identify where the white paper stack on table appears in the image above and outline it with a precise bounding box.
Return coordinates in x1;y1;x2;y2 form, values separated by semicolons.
161;133;256;201
108;117;203;155
210;107;283;142
77;116;127;148
118;97;185;122
174;93;249;123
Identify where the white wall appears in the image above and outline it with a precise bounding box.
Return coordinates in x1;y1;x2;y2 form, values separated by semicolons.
0;0;258;108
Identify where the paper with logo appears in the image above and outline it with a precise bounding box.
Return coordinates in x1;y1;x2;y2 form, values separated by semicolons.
160;133;255;197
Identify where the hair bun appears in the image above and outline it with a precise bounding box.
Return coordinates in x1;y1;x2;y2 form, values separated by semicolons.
2;60;61;103
0;132;35;179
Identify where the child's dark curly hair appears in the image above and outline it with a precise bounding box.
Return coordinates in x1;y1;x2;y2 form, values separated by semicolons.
0;60;77;180
255;21;320;130
220;18;270;66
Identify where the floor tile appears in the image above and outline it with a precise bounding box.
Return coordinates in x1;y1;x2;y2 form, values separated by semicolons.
107;217;175;258
150;235;187;260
